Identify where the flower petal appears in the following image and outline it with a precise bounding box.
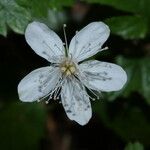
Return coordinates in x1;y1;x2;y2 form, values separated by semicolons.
25;21;65;63
79;60;127;92
61;78;92;125
69;22;110;62
18;66;60;102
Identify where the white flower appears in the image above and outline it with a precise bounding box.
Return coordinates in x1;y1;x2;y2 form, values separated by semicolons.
18;21;127;125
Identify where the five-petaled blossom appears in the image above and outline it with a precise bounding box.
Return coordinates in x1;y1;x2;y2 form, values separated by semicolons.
18;21;127;125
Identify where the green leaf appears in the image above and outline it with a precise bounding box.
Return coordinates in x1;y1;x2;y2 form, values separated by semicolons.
125;142;144;150
86;0;150;17
105;57;150;104
16;0;51;18
0;10;7;36
49;0;74;8
86;0;150;38
17;0;74;18
45;9;67;30
0;102;46;150
105;16;148;39
93;101;150;146
0;0;31;36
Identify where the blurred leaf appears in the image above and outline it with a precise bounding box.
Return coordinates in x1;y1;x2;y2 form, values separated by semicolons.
0;11;7;36
16;0;71;31
86;0;150;18
49;0;74;8
0;0;72;36
93;101;150;146
16;0;51;18
45;9;67;30
111;107;150;146
125;142;144;150
0;0;31;36
107;57;150;104
105;16;148;39
0;102;46;150
17;0;73;18
105;56;150;104
86;0;150;39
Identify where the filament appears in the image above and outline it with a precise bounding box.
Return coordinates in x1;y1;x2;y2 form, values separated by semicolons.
63;24;69;57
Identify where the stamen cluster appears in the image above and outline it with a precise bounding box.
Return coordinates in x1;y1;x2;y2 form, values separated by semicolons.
60;59;76;76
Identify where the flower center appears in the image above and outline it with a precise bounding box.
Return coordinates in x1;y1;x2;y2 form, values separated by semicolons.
60;59;76;76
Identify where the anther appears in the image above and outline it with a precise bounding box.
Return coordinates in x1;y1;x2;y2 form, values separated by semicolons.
91;98;96;101
53;97;58;100
45;101;49;104
75;31;78;34
101;46;109;51
37;99;41;102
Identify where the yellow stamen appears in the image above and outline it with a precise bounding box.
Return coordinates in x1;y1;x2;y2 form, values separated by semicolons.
60;59;76;76
61;67;67;72
69;66;76;73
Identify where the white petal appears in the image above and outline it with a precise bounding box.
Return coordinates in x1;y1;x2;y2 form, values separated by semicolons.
25;21;65;63
18;66;60;102
79;60;127;92
69;22;110;62
61;78;92;125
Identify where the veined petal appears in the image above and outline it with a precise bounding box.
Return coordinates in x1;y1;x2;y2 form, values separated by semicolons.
69;22;110;62
79;60;127;92
25;21;65;63
18;66;60;102
61;78;92;125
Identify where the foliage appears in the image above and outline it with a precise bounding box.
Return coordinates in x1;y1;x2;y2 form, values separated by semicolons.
105;57;150;104
105;16;148;39
0;0;150;39
0;0;31;36
125;142;144;150
86;0;150;39
0;102;46;150
86;0;150;17
93;100;150;146
0;0;73;36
